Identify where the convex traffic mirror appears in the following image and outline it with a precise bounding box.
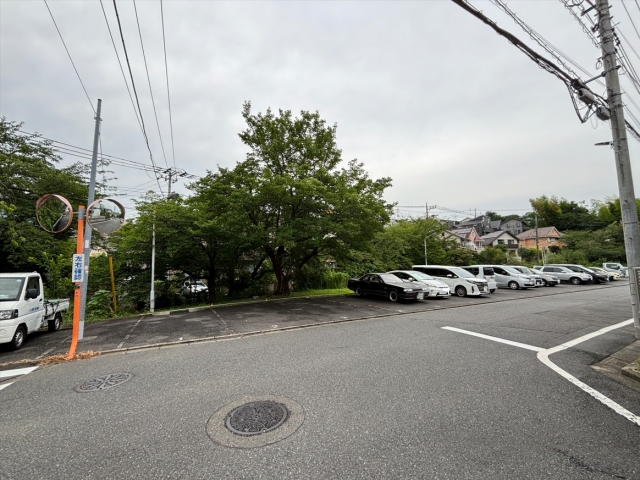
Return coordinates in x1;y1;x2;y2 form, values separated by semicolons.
86;198;126;235
35;194;74;233
35;195;126;235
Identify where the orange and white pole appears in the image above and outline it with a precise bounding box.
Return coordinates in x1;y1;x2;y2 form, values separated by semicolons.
68;206;85;359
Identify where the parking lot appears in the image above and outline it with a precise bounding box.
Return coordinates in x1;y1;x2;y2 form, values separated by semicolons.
0;281;627;367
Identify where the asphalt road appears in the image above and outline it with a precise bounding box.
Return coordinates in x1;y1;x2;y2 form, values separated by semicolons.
0;282;628;365
0;283;639;479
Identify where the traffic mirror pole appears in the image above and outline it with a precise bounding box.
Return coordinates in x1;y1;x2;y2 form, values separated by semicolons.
68;206;85;359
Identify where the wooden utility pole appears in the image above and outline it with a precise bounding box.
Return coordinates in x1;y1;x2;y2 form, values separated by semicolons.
597;0;640;338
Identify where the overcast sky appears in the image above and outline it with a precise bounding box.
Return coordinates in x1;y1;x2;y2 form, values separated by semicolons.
2;0;640;221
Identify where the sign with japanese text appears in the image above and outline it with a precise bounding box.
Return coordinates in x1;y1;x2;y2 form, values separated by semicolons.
72;254;84;283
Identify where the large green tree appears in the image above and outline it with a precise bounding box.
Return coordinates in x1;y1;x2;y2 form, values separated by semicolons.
0;118;88;282
199;103;393;295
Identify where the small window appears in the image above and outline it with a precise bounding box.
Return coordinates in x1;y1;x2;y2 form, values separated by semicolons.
25;276;40;298
507;240;514;245
497;239;505;244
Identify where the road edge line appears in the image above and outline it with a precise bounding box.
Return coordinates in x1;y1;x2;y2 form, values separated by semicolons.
537;318;640;427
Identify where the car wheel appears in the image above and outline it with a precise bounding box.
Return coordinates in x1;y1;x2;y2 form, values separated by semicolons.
48;313;62;332
508;281;519;290
388;290;399;302
355;287;364;297
10;326;26;350
541;279;548;287
489;289;496;294
455;286;467;297
570;277;581;285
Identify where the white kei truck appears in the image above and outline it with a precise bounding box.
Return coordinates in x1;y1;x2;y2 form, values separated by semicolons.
0;272;70;350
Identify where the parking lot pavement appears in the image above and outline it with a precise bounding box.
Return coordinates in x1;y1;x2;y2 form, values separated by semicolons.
0;282;628;368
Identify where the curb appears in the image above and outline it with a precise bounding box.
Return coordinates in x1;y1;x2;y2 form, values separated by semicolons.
622;364;640;383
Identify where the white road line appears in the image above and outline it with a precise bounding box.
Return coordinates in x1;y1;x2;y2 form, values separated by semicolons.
0;382;14;391
35;347;55;360
537;318;640;427
0;366;39;379
116;317;143;349
441;326;544;352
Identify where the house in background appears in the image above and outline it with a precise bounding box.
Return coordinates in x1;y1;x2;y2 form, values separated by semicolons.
517;226;564;250
499;218;527;236
455;215;495;236
447;226;484;253
480;230;520;255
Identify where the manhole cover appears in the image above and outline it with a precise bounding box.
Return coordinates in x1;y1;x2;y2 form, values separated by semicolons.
74;373;133;392
226;401;288;436
207;395;305;448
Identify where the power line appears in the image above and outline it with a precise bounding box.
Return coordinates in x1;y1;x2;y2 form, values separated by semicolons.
111;0;163;193
42;0;95;113
621;0;640;44
132;0;169;168
99;0;144;134
160;0;177;168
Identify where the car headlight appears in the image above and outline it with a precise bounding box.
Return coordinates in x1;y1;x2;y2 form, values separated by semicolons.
0;310;18;320
403;288;412;292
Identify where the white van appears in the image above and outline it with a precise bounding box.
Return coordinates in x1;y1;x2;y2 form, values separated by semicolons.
412;265;490;297
460;266;498;293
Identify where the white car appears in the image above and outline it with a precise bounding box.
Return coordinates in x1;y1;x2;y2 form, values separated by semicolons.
387;270;451;298
181;281;208;295
411;265;490;297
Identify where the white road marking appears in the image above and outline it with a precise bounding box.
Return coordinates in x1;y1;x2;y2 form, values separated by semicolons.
0;366;39;379
441;326;544;352
116;317;143;349
0;382;14;391
35;347;55;359
537;318;640;427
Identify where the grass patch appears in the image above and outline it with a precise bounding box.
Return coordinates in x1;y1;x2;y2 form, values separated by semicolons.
290;288;351;297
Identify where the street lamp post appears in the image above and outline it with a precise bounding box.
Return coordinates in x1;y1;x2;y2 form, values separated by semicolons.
424;232;438;265
150;192;179;314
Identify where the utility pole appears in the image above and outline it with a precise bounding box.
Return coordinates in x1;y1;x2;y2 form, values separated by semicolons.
78;99;102;339
535;213;540;264
150;206;156;313
597;0;640;338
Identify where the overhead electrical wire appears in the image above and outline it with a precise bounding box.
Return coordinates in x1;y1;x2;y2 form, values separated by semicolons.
98;0;144;134
42;0;95;113
160;0;177;168
111;0;163;193
621;0;640;44
132;0;169;168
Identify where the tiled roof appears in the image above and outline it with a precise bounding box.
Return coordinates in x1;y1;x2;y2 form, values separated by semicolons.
517;226;562;240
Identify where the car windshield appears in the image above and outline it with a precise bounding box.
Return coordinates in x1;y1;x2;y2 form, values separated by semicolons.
408;272;434;281
504;266;523;275
381;274;403;283
448;267;475;279
0;277;25;301
517;267;533;275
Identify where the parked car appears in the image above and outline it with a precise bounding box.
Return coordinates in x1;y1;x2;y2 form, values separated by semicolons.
526;267;560;286
511;266;556;287
460;266;498;293
490;265;536;290
533;265;592;285
387;270;451;298
589;266;617;281
347;273;428;302
547;264;608;284
411;265;490;297
181;281;208;295
602;262;628;277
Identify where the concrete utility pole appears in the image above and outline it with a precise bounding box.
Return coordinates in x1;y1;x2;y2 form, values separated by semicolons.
597;0;640;338
78;99;102;339
535;213;540;265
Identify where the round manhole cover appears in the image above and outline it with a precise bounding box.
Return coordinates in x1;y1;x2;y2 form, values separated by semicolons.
74;373;133;392
226;401;288;436
207;395;305;448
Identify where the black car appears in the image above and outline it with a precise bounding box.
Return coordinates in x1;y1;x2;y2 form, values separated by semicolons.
347;273;428;302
